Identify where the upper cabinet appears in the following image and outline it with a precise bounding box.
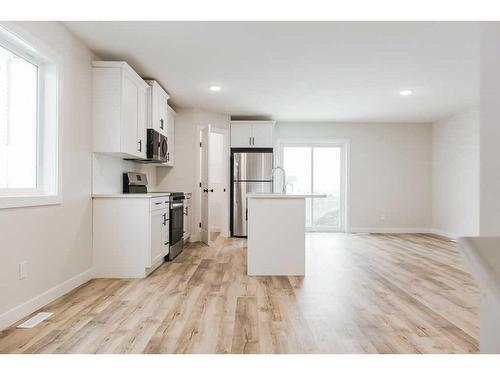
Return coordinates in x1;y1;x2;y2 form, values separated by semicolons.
230;121;275;148
165;105;176;166
145;80;170;137
146;80;175;167
92;61;148;159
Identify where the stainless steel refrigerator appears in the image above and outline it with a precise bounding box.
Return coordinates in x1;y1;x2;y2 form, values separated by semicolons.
231;150;273;237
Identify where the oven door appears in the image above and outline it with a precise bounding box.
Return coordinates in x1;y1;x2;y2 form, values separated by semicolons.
159;135;168;162
169;202;184;258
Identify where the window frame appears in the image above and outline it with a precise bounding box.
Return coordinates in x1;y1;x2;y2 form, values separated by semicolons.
0;24;61;209
276;138;351;233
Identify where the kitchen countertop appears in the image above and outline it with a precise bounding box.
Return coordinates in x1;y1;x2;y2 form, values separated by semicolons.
246;193;327;199
92;193;171;198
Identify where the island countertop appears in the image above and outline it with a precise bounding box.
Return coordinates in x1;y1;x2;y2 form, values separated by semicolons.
246;193;327;199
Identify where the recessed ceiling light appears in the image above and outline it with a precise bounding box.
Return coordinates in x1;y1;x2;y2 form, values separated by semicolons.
209;85;222;92
399;89;413;96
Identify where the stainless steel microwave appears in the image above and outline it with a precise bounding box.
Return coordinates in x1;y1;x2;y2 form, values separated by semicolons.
146;129;168;163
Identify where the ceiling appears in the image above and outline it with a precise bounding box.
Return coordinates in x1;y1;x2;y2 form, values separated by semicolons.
64;21;479;123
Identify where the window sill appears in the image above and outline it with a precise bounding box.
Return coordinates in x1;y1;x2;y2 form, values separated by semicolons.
0;194;62;209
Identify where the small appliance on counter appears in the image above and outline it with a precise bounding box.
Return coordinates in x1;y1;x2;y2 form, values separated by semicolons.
123;172;185;260
123;172;148;193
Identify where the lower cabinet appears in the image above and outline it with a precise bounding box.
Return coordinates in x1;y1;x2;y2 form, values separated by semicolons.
149;206;169;267
93;195;170;278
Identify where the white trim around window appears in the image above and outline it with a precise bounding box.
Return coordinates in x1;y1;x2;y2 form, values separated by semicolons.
0;24;62;209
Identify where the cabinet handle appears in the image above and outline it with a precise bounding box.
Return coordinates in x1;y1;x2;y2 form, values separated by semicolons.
167;152;170;162
160;118;164;130
203;189;208;193
249;136;251;145
138;139;142;152
210;189;214;192
252;136;255;145
163;213;167;226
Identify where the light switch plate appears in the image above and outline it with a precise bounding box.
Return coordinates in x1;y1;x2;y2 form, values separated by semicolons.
19;261;27;280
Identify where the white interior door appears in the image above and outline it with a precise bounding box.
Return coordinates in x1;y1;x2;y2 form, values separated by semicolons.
200;125;210;244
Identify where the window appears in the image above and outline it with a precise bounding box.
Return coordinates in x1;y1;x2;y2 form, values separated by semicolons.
0;26;60;208
280;140;349;232
0;44;38;191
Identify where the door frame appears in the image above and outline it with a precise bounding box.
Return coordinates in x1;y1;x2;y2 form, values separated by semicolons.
198;125;231;243
209;126;230;238
199;125;211;245
275;138;350;233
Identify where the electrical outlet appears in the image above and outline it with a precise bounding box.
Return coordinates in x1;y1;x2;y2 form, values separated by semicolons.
380;214;386;221
19;261;28;280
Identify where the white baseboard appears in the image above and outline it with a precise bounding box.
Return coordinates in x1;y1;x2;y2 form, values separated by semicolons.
350;227;433;234
190;232;201;243
429;228;459;240
0;268;93;332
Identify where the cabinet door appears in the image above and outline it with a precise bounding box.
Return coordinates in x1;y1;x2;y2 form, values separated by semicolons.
251;123;274;148
150;209;169;267
165;106;175;166
149;84;160;133
158;89;169;137
121;73;140;157
230;124;253;147
137;84;148;159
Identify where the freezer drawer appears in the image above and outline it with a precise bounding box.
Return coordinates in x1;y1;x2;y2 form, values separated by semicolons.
232;152;273;181
232;181;272;237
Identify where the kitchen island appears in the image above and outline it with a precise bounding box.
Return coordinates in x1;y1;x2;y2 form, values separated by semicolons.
458;237;500;353
246;192;326;276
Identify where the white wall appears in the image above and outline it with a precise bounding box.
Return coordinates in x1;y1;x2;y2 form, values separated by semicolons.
0;22;94;329
156;108;230;241
432;108;480;238
479;23;500;236
92;154;157;194
275;122;433;232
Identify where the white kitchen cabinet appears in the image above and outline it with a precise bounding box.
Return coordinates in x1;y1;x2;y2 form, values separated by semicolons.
92;195;171;278
146;80;170;137
230;121;275;148
165;105;176;166
149;206;169;267
230;122;253;147
92;61;148;159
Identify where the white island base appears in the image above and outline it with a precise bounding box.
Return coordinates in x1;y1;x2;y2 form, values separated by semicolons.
247;193;325;276
458;237;500;353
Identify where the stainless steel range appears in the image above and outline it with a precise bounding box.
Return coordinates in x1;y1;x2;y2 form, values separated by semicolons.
167;192;185;259
123;172;184;260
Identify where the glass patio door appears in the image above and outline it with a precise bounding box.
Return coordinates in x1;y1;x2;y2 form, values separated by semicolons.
282;142;346;232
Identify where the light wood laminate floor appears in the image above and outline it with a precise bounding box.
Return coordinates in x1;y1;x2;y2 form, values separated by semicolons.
0;233;479;354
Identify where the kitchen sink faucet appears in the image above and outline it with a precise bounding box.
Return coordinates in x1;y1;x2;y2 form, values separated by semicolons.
272;166;287;194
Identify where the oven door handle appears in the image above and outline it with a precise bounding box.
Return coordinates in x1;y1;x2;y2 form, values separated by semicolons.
170;203;184;209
